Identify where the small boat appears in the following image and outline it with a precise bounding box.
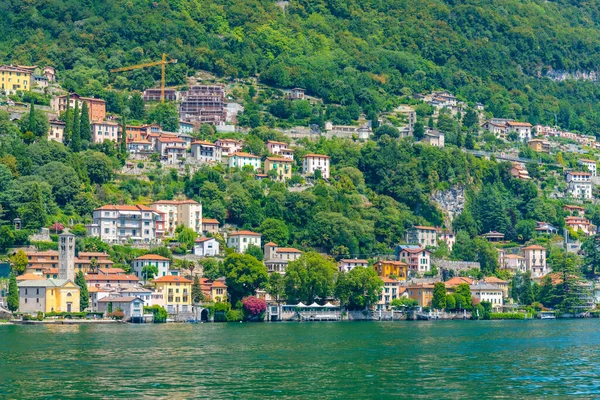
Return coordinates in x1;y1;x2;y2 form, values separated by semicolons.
539;311;556;320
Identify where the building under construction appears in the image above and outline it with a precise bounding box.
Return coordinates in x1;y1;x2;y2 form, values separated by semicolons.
143;88;178;102
179;85;226;124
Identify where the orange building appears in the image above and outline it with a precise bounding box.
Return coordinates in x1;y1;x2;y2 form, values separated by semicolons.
373;260;408;280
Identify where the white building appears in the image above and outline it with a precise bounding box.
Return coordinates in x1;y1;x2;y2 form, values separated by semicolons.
376;278;406;310
150;199;202;236
266;140;294;160
48;120;65;143
86;205;165;244
91;121;120;144
302;154;330;179
156;136;187;164
228;152;261;171
132;254;171;280
470;283;503;311
215;139;243;156
179;121;194;134
422;130;445;148
338;259;369;273
263;242;302;274
227;230;262;253
406;226;438;248
501;254;526;274
506;121;533;140
578;159;597;177
522;245;548;278
566;171;592;199
191;140;222;164
194;237;220;257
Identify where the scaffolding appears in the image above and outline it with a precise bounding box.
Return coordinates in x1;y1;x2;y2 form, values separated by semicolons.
179;85;226;124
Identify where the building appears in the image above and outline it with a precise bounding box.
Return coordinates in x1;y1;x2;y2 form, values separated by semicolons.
143;88;178;102
263;242;302;274
43;66;56;82
528;139;550;153
481;121;508;137
150;199;202;236
484;276;509;299
566;171;592;199
215;139;243;156
127;140;153;153
377;278;405;310
152;275;193;314
119;287;154;305
266;141;294;160
535;222;558;235
0;65;32;94
373;260;408;280
422;130;445;148
48;120;65;143
87;204;165;244
228;152;261;171
395;245;431;274
406;226;438;248
156;136;187;164
406;284;434;307
191;141;222;164
506;121;533;140
18;232;80;313
199;278;228;302
338;259;369;273
264;157;292;182
179;85;226;124
85;273;140;290
179;121;194;134
481;231;505;242
578;159;597;177
564;205;586;217
438;231;456;252
227;230;262;253
287;88;305;100
132;254;171;280
565;216;596;236
522;245;548;278
97;296;144;320
194;237;220;257
302;154;330;179
51;93;106;122
510;163;530;180
470;283;503;311
91;121;120;144
202;219;220;235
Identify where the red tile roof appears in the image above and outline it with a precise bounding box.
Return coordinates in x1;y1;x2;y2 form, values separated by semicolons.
229;230;262;237
202;219;220;224
231;152;260;158
303;154;330;158
153;275;193;284
85;274;139;282
135;254;171;261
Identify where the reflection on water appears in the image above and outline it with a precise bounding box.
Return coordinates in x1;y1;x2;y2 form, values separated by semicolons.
1;320;600;398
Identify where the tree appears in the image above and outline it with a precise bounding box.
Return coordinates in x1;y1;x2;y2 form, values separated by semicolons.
80;101;91;142
202;258;223;280
432;282;447;310
284;252;337;304
242;296;267;316
374;125;400;140
129;92;145;120
445;294;456;310
266;272;286;303
454;283;473;310
464;132;475;149
10;250;28;275
7;272;18;312
18;109;49;139
19;182;47;229
75;270;89;310
0;226;15;253
141;265;159;280
334;267;383;310
70;100;81;151
258;218;290;245
224;253;268;305
192;275;203;304
245;244;264;261
37;161;81;206
64;95;72;144
463;108;478;128
83;151;113;184
413;121;425;140
28;101;36;134
148;102;179;132
390;297;418;308
177;227;197;248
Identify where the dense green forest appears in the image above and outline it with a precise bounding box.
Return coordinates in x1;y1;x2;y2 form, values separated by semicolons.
4;0;600;133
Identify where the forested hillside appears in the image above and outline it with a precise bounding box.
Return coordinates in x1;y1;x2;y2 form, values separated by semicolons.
4;0;600;133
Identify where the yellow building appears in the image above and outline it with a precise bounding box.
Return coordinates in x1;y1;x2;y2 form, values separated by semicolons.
17;279;80;313
373;260;408;280
407;284;435;307
264;157;292;182
0;65;33;94
153;275;193;314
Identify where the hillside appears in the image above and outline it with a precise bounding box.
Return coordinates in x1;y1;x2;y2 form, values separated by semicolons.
4;0;600;133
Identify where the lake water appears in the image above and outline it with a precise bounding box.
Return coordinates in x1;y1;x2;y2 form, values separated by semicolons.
2;320;600;398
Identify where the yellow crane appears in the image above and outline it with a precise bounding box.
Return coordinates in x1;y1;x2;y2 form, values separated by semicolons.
110;53;177;102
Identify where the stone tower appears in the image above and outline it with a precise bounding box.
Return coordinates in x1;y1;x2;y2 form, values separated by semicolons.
58;231;76;281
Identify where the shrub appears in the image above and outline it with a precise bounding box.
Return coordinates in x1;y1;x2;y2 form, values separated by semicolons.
144;305;168;323
108;310;125;320
489;312;525;320
242;296;267;316
225;309;244;322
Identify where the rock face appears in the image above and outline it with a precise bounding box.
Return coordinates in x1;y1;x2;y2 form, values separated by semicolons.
431;186;465;225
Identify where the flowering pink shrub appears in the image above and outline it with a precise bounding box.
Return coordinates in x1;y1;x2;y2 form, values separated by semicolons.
242;296;267;315
50;223;65;233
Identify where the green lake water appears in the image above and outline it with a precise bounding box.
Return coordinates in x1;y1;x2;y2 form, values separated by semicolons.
2;320;600;399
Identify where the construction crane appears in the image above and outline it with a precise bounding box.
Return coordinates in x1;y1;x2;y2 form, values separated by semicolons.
110;53;177;103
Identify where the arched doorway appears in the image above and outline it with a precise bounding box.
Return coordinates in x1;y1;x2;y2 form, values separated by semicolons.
200;309;209;322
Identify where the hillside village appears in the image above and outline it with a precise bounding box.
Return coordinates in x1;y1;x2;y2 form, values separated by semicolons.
2;62;600;322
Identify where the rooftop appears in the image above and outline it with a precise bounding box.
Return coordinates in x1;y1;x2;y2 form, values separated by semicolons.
153;275;193;284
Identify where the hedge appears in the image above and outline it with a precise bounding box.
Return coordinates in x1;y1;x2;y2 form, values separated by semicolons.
489;312;525;320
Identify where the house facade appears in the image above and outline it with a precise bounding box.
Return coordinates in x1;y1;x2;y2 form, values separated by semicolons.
373;260;408;280
578;159;597;177
566;171;592;199
228;152;261;170
150;199;202;235
51;93;106;122
191;141;222;164
522;245;548;278
264;157;292;181
406;226;438;248
338;259;369;273
18;279;80;313
132;254;171;280
153;275;193;314
227;230;262;253
194;237;220;257
470;283;503;311
91;121;120;144
87;204;165;244
395;245;431;274
202;219;220;235
263;242;302;274
0;65;33;94
302;154;330;179
48;120;65;143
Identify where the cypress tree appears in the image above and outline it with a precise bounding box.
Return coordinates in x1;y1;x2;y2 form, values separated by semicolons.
192;275;203;304
7;272;18;312
71;100;81;152
80;101;91;143
120;115;127;154
28;101;36;135
75;270;89;311
63;95;72;144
